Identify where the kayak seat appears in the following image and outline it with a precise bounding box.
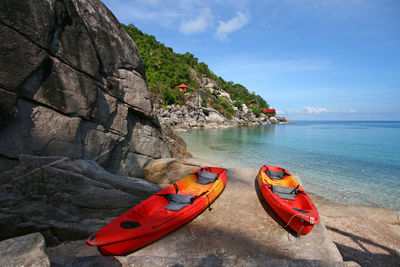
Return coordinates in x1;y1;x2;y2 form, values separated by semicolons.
164;194;194;211
120;221;141;229
266;170;285;180
196;171;218;184
271;185;298;200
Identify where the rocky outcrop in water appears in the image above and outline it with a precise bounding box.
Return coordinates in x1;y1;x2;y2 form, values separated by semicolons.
155;102;292;131
154;75;294;130
0;0;190;176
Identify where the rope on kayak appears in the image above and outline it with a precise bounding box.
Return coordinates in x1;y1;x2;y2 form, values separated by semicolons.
206;194;213;211
296;225;304;237
283;213;314;237
284;213;314;228
284;213;303;228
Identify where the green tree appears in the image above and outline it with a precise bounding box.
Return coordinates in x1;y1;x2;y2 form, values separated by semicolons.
123;24;270;112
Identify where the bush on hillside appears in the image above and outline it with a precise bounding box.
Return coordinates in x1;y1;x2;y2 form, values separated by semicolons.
251;106;261;117
123;24;270;112
201;97;207;108
163;89;176;105
211;96;235;119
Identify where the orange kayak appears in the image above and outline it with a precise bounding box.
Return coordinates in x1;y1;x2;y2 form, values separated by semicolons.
257;165;319;235
87;167;227;255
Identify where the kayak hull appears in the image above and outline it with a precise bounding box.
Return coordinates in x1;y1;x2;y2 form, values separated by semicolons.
87;167;227;255
257;165;319;236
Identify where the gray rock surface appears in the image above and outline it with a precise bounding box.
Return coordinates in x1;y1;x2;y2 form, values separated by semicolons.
0;233;50;267
143;157;215;186
129;168;343;262
0;155;160;245
313;193;400;267
155;100;294;132
47;242;358;267
270;116;279;124
46;167;346;266
0;0;190;175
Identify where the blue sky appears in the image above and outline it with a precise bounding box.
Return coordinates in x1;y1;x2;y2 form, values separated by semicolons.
102;0;400;120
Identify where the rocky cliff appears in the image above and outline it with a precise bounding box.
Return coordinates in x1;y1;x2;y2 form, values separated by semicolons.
0;0;192;247
155;103;282;131
154;78;294;131
0;0;190;177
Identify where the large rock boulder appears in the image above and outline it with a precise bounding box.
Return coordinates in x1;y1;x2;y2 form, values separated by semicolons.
0;233;50;267
206;112;225;124
0;0;189;176
143;158;215;186
0;155;160;245
269;116;279;124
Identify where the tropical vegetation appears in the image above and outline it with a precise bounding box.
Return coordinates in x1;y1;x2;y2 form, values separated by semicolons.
123;24;269;114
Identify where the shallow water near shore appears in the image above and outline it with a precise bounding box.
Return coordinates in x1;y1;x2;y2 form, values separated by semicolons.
180;121;400;211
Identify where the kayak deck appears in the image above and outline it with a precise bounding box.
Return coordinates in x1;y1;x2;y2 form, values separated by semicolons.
257;165;320;235
87;167;227;255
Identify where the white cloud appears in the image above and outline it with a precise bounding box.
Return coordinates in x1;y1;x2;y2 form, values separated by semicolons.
180;8;213;35
215;12;249;40
279;106;360;117
279;106;330;116
304;106;329;114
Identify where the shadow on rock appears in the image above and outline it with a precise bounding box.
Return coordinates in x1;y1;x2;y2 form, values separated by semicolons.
55;256;121;267
327;226;400;267
197;254;224;267
120;222;289;261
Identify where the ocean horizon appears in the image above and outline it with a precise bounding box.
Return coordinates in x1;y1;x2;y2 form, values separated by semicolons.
180;120;400;211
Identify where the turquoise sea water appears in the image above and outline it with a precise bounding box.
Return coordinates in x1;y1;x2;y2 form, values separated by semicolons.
180;121;400;211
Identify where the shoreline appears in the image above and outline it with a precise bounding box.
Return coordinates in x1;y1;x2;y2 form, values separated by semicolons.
178;123;400;212
176;122;400;266
45;163;399;266
174;119;296;133
6;156;397;267
190;155;400;214
185;156;400;266
156;103;295;134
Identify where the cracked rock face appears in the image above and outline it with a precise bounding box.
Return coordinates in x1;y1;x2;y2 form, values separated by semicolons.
0;0;189;175
0;155;161;245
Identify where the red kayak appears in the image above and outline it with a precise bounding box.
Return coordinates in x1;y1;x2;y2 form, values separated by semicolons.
257;165;320;235
87;167;227;255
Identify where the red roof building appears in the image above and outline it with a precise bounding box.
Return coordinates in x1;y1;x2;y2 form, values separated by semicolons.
177;83;188;93
263;109;276;114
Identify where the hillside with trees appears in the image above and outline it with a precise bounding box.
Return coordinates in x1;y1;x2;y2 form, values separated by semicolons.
123;24;269;117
